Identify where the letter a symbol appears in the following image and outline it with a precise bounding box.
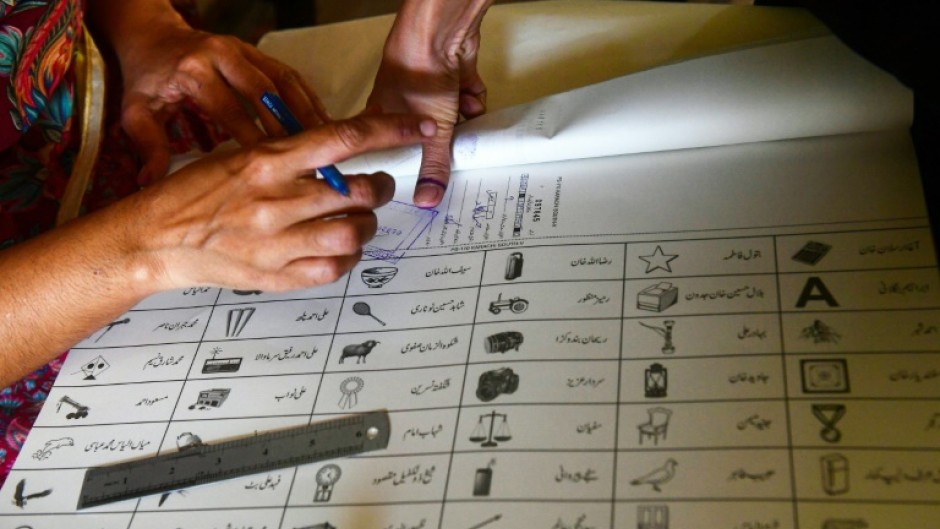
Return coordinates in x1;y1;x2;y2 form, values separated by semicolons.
795;277;839;308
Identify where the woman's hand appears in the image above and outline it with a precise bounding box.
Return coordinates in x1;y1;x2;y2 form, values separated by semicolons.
88;0;328;184
0;112;435;387
368;0;493;208
133;113;436;291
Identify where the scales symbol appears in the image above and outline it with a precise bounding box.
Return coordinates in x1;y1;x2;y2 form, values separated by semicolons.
470;411;511;447
812;403;846;443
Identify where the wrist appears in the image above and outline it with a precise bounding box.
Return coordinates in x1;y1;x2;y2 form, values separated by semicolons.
388;0;492;69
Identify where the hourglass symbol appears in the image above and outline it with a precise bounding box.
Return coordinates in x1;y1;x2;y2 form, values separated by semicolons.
469;411;512;447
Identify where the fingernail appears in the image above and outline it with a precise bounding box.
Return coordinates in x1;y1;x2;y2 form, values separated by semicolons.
419;119;437;137
414;181;444;207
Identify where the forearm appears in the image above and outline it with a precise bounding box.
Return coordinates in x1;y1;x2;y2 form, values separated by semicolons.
0;197;159;387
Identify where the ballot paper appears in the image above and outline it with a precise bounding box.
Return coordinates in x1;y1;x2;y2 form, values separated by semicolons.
2;24;938;529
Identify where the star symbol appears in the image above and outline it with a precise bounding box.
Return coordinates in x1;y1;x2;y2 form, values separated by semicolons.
639;246;678;273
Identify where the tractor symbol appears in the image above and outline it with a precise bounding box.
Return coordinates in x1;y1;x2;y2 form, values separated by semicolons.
488;294;529;315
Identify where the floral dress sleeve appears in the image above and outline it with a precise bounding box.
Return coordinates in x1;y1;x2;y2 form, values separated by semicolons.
0;0;83;486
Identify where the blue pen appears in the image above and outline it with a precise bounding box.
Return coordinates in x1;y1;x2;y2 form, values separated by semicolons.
260;91;350;196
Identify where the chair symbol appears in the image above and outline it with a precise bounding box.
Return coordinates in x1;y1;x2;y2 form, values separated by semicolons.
638;407;672;445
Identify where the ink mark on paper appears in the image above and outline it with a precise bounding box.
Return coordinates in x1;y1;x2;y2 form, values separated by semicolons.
56;396;89;419
488;293;528;315
639;246;678;274
233;289;262;296
365;200;438;263
812;403;846;443
313;464;342;502
637;283;678;313
801;359;850;394
361;266;398;288
469;411;511;447
188;388;231;410
644;363;668;398
352;301;386;326
473;459;496;496
629;459;678;492
792;241;832;265
94;318;130;343
637;407;672;445
339;340;380;364
226;307;255;337
12;479;52;508
338;376;364;410
640;320;675;354
476;368;519;402
32;437;73;461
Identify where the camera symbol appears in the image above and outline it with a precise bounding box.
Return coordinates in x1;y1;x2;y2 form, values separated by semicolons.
476;368;520;402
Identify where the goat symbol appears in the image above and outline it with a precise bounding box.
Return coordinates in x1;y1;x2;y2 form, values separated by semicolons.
339;340;380;364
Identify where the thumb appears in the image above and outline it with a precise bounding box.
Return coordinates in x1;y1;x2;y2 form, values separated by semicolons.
414;123;454;208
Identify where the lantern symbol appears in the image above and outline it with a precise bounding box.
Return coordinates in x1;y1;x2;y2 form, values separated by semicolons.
645;363;668;398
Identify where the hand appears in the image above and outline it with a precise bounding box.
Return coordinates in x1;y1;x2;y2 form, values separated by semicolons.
0;112;434;387
367;0;493;208
88;0;329;184
129;113;436;291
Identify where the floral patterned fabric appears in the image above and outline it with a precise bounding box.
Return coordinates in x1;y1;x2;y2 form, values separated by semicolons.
0;0;225;486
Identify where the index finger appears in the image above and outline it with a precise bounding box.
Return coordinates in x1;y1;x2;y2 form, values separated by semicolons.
269;113;437;177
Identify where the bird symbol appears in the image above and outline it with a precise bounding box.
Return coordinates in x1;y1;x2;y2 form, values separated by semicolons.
629;458;678;492
12;479;52;508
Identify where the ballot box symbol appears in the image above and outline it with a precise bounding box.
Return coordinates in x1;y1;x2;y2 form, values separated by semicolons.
637;282;678;313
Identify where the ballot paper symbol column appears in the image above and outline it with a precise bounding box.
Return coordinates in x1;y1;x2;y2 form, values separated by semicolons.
226;307;255;337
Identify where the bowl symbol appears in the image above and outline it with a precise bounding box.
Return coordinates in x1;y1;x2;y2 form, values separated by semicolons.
361;267;398;288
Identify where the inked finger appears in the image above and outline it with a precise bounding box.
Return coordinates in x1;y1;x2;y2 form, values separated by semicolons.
413;124;455;208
